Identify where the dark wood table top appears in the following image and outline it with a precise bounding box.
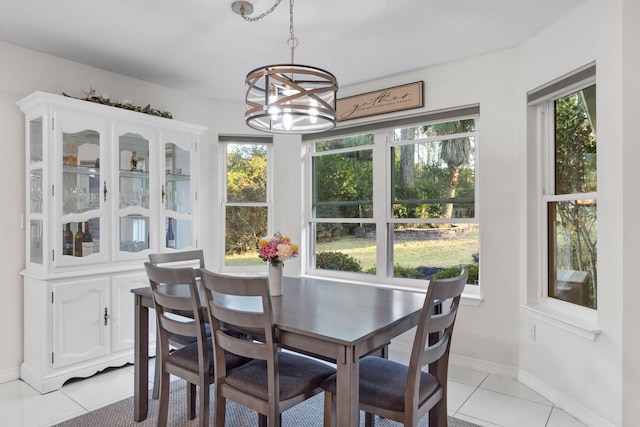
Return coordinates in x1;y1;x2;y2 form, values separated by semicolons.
133;275;425;347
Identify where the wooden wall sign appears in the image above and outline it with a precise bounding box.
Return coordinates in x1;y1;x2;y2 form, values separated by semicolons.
336;81;423;122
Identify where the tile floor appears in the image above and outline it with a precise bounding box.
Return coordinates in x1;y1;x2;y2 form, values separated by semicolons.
0;357;588;427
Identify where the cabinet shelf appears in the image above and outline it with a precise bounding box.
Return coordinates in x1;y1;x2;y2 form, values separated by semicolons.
62;165;100;175
119;169;150;179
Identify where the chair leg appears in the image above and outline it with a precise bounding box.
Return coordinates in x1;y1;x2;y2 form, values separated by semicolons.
323;391;336;427
198;382;210;427
429;398;448;427
214;389;226;427
152;339;162;399
157;371;171;427
187;382;196;420
364;412;375;427
257;412;281;427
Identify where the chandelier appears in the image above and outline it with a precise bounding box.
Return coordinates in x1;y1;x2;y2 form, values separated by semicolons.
232;0;338;134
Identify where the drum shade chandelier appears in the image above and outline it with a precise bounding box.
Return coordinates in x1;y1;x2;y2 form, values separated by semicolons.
232;0;338;134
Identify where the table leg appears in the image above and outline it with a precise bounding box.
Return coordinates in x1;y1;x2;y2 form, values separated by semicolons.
134;294;149;422
335;346;359;426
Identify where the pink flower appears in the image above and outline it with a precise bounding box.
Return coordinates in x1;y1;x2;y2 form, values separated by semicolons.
257;232;298;265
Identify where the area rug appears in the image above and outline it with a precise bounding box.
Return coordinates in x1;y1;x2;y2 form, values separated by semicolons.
53;380;480;427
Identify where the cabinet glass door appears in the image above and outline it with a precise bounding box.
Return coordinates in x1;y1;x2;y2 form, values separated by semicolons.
56;112;108;266
117;130;151;258
28;117;45;265
163;141;194;250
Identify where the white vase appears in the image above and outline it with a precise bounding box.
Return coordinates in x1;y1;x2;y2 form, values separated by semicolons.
268;263;283;296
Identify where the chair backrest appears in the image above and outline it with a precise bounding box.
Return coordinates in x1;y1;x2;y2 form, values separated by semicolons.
148;249;205;272
143;262;209;366
199;269;276;380
406;268;469;411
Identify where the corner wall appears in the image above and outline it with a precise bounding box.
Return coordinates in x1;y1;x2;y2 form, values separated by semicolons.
518;1;627;425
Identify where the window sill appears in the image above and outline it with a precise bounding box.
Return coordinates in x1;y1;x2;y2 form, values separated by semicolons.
300;273;483;306
521;303;601;341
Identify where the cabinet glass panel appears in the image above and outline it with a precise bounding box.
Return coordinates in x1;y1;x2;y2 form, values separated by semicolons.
62;130;101;215
30;118;43;163
62;219;101;258
30;169;43;214
165;217;191;250
30;220;43;264
120;215;150;253
165;143;191;215
119;133;150;210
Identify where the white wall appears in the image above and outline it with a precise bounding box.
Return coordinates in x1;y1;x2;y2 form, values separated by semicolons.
518;1;637;425
621;0;640;423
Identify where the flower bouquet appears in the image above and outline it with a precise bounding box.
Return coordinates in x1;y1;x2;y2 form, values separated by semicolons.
258;232;299;266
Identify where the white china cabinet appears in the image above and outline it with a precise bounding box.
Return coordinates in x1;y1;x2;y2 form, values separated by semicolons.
18;91;206;393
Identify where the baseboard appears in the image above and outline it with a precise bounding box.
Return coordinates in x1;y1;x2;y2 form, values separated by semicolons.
390;340;611;427
0;366;20;384
448;353;519;379
390;340;518;379
519;370;615;427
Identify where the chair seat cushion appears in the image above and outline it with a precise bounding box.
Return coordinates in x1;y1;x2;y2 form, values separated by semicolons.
320;356;439;412
225;352;336;401
169;338;248;373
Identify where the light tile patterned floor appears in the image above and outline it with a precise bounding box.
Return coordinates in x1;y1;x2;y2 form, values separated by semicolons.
0;358;587;427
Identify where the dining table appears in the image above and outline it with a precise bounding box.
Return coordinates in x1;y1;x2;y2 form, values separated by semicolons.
132;275;425;427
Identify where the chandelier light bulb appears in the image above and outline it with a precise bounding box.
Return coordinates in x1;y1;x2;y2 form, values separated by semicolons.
267;85;280;118
309;98;319;124
282;113;293;130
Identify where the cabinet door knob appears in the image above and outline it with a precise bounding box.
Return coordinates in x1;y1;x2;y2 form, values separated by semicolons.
103;181;108;202
104;307;110;326
161;185;166;203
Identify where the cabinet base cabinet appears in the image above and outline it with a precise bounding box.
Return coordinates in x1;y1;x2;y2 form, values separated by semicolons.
21;270;155;394
20;353;133;394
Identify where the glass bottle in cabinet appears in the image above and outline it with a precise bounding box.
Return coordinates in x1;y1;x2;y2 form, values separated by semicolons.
117;129;151;258
55;112;108;266
19;92;205;274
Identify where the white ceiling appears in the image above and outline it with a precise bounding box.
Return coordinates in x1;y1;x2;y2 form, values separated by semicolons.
0;0;585;102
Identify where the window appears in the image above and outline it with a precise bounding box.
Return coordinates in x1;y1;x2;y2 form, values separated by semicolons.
390;120;478;283
529;64;597;310
310;134;376;275
221;137;271;268
547;86;597;308
306;108;479;287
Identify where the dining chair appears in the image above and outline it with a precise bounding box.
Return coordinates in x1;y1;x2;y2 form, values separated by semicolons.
321;268;469;427
144;262;248;427
148;250;209;399
200;269;337;427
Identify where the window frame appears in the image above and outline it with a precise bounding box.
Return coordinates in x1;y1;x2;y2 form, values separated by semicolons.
528;63;598;321
219;136;273;273
304;107;481;297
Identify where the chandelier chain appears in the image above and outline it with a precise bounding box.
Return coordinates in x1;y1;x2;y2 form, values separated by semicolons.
240;0;282;21
288;0;297;63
